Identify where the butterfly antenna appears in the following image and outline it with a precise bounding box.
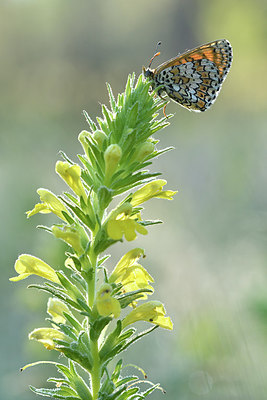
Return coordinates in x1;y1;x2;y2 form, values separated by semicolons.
148;41;161;68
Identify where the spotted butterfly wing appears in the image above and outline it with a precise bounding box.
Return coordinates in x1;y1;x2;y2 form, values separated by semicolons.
143;39;233;112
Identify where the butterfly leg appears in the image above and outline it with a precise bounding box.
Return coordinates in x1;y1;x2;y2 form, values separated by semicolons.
163;102;170;118
156;92;169;118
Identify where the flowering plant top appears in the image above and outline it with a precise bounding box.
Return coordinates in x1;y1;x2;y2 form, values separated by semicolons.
11;73;176;400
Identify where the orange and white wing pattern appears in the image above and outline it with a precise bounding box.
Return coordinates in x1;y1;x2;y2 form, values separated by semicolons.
143;39;233;112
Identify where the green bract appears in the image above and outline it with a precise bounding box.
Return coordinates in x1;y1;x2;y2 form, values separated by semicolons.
11;73;176;400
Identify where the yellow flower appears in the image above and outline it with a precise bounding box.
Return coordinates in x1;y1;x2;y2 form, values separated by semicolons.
56;161;87;202
110;248;144;279
26;188;69;221
130;179;177;207
109;249;154;298
10;254;60;283
52;225;84;255
95;284;121;318
47;298;70;324
122;301;173;330
28;328;66;350
107;204;148;241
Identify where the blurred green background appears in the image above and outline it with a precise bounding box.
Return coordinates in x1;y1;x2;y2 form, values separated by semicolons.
1;0;267;399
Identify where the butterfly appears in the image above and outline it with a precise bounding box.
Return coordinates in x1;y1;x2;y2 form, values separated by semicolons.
143;39;233;112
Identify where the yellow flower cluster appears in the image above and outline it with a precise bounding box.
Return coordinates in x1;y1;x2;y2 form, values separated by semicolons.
109;248;153;299
97;248;173;330
106;180;176;242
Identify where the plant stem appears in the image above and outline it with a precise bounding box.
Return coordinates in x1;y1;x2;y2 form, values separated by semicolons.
87;234;100;398
91;339;101;400
88;269;96;308
88;244;97;308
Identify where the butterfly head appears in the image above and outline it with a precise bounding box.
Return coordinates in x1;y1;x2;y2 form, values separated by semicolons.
143;42;161;79
142;65;154;79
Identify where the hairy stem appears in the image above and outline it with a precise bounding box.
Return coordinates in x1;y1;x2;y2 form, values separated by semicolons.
91;339;101;400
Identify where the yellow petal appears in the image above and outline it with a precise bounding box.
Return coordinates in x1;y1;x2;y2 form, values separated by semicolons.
122;301;173;330
154;189;177;200
29;328;66;350
56;161;87;201
123;220;138;241
26;203;51;218
107;219;124;240
52;226;84;255
152;315;173;330
26;189;69;221
120;264;154;294
109;249;153;299
109;248;145;281
96;284;121;318
106;206;147;242
134;222;148;236
130;180;167;206
130;179;177;206
10;254;60;283
38;189;69;220
47;298;70;324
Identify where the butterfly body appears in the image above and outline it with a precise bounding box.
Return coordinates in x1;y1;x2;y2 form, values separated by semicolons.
143;39;233;112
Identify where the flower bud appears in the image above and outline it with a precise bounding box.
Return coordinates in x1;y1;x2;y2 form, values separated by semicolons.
78;130;90;152
93;129;107;148
134;141;154;162
104;144;122;183
78;130;90;141
47;298;70;324
95;283;121;318
52;226;84;255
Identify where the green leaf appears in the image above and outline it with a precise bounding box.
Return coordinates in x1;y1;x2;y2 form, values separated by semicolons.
106;82;117;112
57;342;93;372
49;320;77;340
119;326;158;354
29;385;79;399
36;224;52;233
63;192;80;206
118;289;153;309
99;321;122;362
56;272;86;302
111;359;123;382
115;387;139;400
63;313;83;333
139;219;162;227
59;151;75;165
62;211;76;225
115;376;138;388
90;316;112;341
83;110;97;131
97;255;111;267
